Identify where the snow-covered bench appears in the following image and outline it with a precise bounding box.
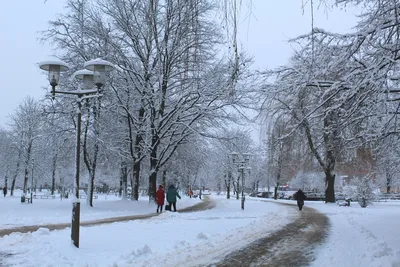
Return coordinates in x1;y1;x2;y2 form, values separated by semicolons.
79;193;98;199
33;194;56;199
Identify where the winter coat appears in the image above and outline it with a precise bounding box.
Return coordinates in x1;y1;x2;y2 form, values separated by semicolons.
295;190;306;201
166;185;181;203
156;188;165;205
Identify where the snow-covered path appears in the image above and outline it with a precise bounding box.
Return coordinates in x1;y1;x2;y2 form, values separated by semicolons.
211;203;329;267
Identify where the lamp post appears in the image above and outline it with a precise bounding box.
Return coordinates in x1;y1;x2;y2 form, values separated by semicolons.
31;159;34;204
230;152;251;210
39;58;114;248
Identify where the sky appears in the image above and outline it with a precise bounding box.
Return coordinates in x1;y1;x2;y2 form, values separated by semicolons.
0;191;399;266
0;0;360;130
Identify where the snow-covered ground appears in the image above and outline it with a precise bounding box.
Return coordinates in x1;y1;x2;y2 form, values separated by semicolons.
308;200;400;267
269;198;400;267
0;190;201;229
0;192;293;267
1;192;400;267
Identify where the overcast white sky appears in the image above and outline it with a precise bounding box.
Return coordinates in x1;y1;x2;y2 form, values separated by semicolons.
0;0;359;129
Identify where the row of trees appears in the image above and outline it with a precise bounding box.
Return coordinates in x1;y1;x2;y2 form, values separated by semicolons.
4;0;400;207
0;94;269;202
0;0;270;205
262;0;400;202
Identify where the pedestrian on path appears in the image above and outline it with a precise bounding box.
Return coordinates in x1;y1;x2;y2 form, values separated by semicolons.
166;184;181;212
189;189;193;198
295;189;306;211
2;186;6;197
156;185;165;213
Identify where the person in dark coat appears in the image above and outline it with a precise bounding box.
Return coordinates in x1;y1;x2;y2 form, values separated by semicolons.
156;185;165;213
166;184;181;212
295;189;306;211
2;186;6;197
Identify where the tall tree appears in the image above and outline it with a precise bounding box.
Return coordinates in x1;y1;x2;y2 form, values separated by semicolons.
8;97;44;194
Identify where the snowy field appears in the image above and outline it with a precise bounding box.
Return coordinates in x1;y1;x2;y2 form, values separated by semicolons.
0;193;293;267
1;192;400;267
0;190;201;229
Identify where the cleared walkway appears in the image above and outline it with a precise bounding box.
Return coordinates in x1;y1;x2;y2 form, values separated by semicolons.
208;202;329;267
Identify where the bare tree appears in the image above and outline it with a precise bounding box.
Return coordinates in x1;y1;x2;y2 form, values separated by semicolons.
8;97;45;195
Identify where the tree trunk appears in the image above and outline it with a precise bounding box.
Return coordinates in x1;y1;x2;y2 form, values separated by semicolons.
11;178;16;196
89;167;96;207
386;168;391;193
51;154;57;195
225;173;231;199
11;149;22;196
236;177;240;200
149;170;157;203
162;170;167;189
121;161;128;199
23;167;29;194
119;173;123;197
274;182;279;200
148;129;159;202
274;153;282;200
132;161;140;201
325;173;335;203
132;106;145;201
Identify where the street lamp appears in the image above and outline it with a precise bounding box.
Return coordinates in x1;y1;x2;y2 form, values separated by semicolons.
39;58;114;248
229;152;251;210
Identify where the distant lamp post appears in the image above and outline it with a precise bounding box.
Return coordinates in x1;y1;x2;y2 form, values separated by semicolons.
230;152;251;210
39;58;114;248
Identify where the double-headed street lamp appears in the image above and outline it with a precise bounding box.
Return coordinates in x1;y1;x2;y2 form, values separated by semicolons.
39;58;114;248
230;152;251;210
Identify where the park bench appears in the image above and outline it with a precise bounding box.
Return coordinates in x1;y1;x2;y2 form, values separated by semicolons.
33;194;56;199
79;194;98;199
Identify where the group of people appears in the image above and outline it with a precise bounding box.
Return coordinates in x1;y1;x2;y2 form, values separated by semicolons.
156;184;181;213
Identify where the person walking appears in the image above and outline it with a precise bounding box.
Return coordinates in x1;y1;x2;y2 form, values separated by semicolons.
189;189;193;198
156;185;165;213
2;186;7;197
166;184;181;212
295;189;306;211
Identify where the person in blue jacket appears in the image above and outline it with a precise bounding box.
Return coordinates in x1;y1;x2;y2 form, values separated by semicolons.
166;184;181;212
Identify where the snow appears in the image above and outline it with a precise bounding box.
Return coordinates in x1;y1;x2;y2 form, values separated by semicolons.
1;190;199;229
308;200;400;267
1;192;400;267
0;192;293;267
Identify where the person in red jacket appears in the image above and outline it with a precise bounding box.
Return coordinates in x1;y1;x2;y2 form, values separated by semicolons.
156;185;165;213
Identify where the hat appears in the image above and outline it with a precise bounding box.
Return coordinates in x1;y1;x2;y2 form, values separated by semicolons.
159;185;163;188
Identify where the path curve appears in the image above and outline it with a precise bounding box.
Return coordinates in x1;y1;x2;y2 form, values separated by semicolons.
207;202;329;267
0;197;216;238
